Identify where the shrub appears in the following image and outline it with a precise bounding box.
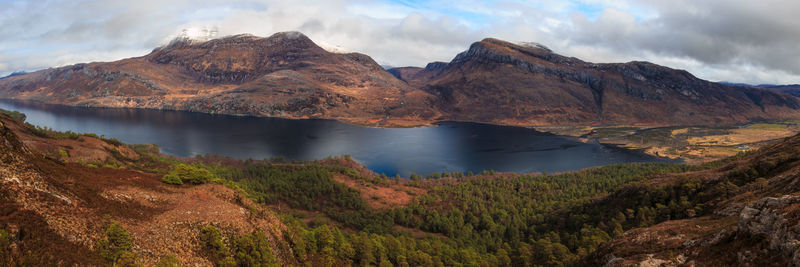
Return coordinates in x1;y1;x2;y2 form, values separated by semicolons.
0;229;8;246
155;254;181;267
26;124;82;140
232;232;277;266
161;164;214;185
0;229;9;264
161;174;184;185
97;221;133;263
218;256;237;267
105;137;123;146
200;225;228;258
0;109;25;122
116;251;142;267
58;149;69;161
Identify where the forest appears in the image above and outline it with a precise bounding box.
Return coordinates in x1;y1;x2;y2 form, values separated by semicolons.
147;151;736;266
1;110;773;266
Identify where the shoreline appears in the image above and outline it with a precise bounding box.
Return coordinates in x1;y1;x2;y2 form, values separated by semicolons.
4;98;798;165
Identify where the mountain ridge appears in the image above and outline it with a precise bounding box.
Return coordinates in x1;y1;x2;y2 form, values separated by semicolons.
0;31;440;127
390;37;800;126
2;31;799;127
720;82;800;98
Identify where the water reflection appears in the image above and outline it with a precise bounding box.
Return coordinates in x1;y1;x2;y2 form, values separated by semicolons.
0;100;672;176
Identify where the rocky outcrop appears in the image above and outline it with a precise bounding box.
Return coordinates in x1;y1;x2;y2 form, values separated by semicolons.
423;61;448;71
737;195;800;265
588;134;800;266
451;38;580;66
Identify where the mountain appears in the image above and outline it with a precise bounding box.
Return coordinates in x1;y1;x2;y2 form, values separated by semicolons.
763;84;800;97
2;32;800;127
0;71;27;80
390;38;800;126
755;84;800;98
720;82;800;98
718;81;754;87
0;32;439;126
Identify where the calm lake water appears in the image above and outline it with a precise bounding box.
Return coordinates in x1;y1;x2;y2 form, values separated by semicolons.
0;100;672;176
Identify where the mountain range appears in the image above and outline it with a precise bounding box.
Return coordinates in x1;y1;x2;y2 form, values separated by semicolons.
1;31;799;127
720;82;800;98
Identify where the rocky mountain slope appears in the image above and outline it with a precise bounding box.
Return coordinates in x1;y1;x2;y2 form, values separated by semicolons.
1;32;799;127
0;32;439;127
391;38;800;126
587;132;800;266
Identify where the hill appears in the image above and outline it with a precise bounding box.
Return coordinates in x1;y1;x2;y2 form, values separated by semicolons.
590;131;800;265
0;113;293;265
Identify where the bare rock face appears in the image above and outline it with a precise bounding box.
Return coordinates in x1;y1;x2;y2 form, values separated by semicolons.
737;195;800;265
148;32;324;84
601;253;687;267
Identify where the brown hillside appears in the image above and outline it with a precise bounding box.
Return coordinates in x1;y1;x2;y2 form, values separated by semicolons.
393;38;800;126
588;133;800;266
0;114;293;266
0;32;440;127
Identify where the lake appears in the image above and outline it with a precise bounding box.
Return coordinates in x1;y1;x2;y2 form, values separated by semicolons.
0;100;672;176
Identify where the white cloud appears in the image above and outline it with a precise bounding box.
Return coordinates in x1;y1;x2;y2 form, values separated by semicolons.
1;0;799;84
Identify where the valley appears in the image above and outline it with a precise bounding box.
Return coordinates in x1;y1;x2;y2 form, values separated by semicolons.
2;103;800;266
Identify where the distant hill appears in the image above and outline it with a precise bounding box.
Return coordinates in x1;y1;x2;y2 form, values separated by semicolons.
720;81;800;98
0;71;27;80
761;84;800;97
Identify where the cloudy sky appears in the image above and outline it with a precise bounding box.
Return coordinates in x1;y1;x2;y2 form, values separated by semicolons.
1;0;799;84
